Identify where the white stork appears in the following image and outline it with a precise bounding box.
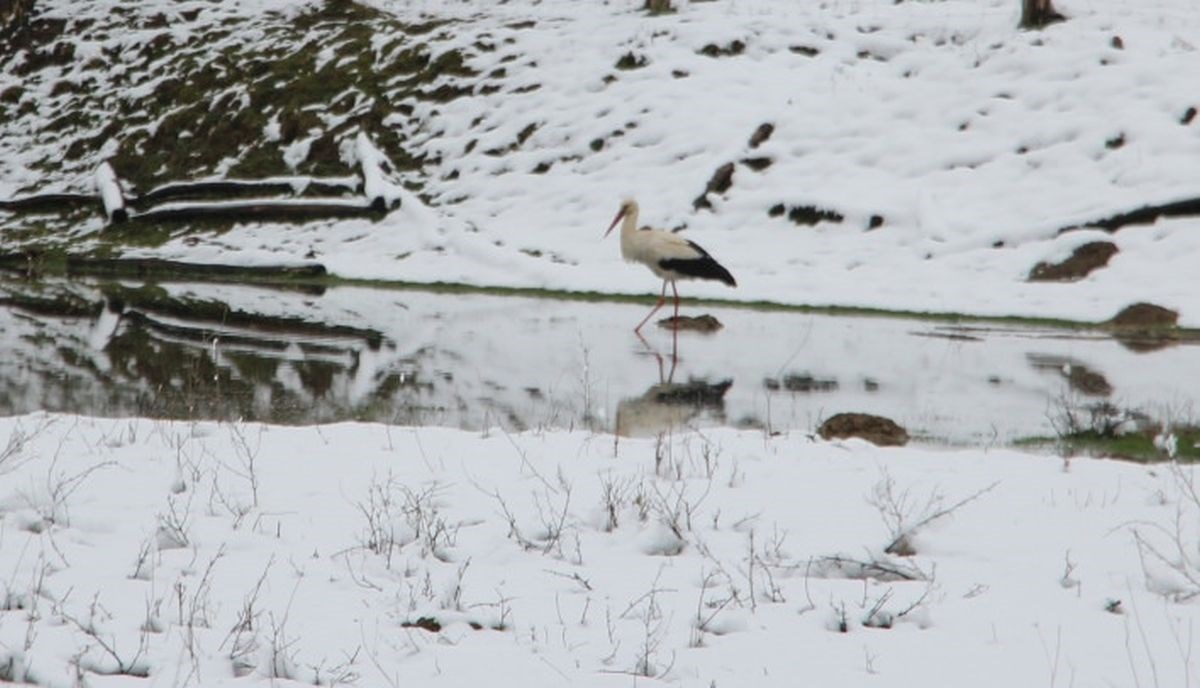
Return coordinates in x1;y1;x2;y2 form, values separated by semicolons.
604;198;737;333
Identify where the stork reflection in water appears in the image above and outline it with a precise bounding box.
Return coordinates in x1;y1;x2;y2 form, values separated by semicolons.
614;334;732;437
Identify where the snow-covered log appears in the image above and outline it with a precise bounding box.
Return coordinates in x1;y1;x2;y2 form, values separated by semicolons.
132;198;379;224
93;161;128;223
0;192;96;212
356;132;403;212
131;176;359;209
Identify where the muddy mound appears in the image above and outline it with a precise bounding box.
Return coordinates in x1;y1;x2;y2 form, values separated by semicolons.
1029;241;1118;281
818;412;909;447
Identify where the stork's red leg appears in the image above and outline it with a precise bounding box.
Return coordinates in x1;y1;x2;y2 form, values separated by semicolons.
670;281;682;349
635;281;669;333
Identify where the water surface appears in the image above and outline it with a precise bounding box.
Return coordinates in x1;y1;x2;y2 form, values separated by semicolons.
2;274;1195;444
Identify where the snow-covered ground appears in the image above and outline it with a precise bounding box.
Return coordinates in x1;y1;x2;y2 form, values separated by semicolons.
4;0;1200;324
2;413;1199;687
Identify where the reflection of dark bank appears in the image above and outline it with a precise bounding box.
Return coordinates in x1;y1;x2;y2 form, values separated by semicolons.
615;379;732;437
0;254;328;293
0;275;395;424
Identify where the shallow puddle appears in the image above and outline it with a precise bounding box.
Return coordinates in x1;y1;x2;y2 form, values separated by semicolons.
1;273;1196;445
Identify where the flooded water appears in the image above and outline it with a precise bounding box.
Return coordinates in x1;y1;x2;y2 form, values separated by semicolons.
1;272;1196;444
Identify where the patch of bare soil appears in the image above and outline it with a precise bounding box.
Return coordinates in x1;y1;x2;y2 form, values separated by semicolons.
658;314;722;332
1108;302;1178;328
1028;241;1117;281
1106;302;1181;353
818;412;909;446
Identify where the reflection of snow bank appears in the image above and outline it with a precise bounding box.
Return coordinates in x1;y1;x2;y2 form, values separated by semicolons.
348;344;380;404
87;300;121;353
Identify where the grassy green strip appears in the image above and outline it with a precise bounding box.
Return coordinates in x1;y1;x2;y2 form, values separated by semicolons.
1014;429;1200;463
7;252;1200;335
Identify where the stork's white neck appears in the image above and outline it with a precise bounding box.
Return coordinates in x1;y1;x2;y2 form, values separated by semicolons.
619;202;640;257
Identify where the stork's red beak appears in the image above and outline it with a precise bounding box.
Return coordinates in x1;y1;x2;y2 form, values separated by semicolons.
604;208;624;238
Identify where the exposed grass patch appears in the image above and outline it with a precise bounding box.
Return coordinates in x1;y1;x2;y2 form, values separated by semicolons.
1017;393;1200;462
1015;429;1200;462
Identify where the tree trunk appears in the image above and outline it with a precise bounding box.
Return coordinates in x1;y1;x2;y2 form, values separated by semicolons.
0;0;35;40
1020;0;1064;29
643;0;673;15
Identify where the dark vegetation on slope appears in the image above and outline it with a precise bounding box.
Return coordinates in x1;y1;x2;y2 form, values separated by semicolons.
1;0;472;190
0;0;484;252
1059;197;1200;235
0;0;35;38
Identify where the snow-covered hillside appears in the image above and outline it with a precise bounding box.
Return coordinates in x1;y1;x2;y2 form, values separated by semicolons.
2;0;1199;323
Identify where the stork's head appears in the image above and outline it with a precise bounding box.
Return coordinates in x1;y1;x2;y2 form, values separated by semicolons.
604;198;639;238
